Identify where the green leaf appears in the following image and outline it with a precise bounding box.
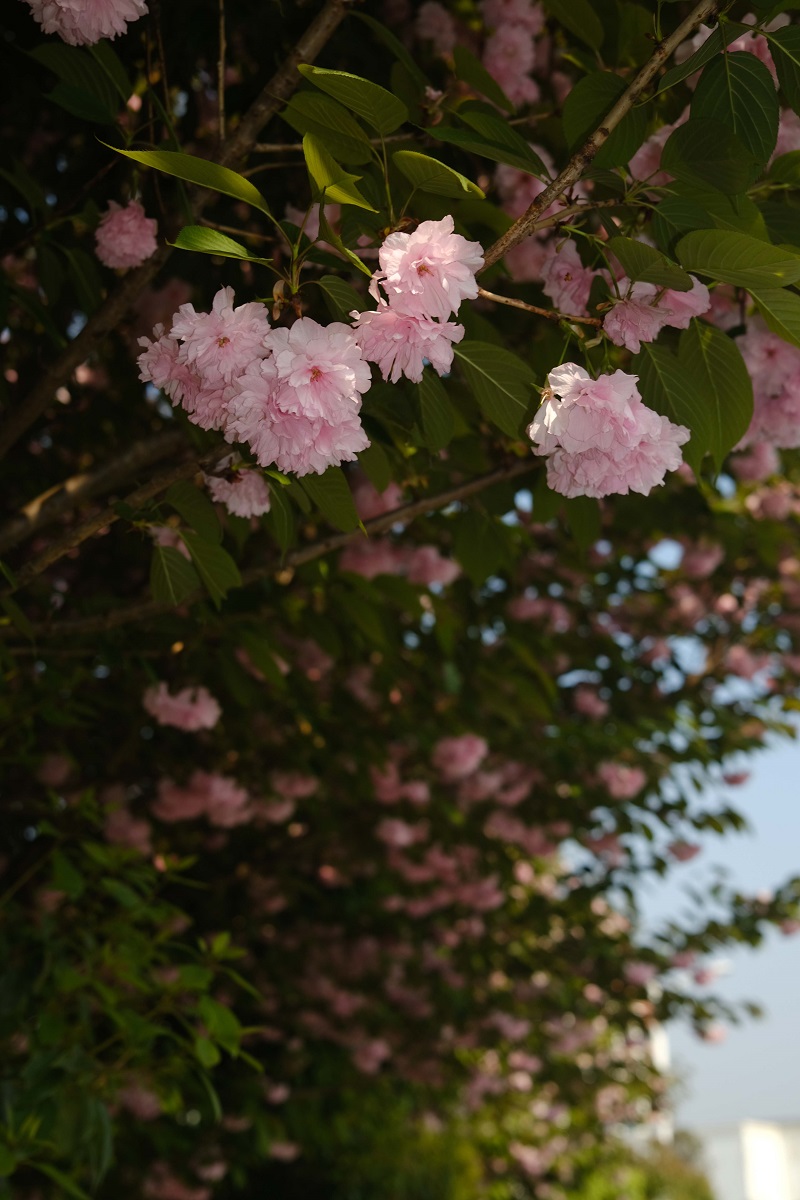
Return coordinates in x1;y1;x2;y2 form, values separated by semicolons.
661;118;762;193
417;371;456;452
542;0;604;50
181;531;242;608
562;72;649;170
298;65;408;135
32;1164;93;1200
676;228;800;288
749;287;800;349
453;510;509;585
60;248;103;313
769;150;800;186
166;480;221;543
652;196;714;253
282;92;374;165
52;850;85;898
659;22;750;92
766;26;800;116
434;109;547;177
670;179;769;239
105;146;271;215
454;341;536;437
452;44;513;113
392;150;484;199
88;41;131;104
677;320;754;470
634;342;708;473
692;52;778;166
318;209;373;277
150;544;202;606
48;81;116;124
303;133;377;211
264;484;295;552
29;42;119;118
1;596;35;641
238;632;287;687
198;995;242;1051
564;496;601;552
194;1036;222;1068
0;1146;16;1177
301;466;360;531
607;236;694;290
357;442;393;493
172;225;269;264
354;13;429;89
315;274;366;320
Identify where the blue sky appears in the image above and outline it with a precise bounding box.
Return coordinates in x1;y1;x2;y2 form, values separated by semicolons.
641;735;800;1128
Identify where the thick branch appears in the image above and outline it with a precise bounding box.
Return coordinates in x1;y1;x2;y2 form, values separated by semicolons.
481;0;721;270
0;430;187;555
9;456;537;639
3;444;230;599
0;0;353;462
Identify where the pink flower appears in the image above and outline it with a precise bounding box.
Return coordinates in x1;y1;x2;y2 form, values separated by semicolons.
351;476;404;521
597;761;647;799
481;0;544;35
371;216;484;321
528;363;689;499
142;682;221;731
603;282;666;353
668;840;702;863
730;442;780;482
671;950;697;969
415;1;457;54
171;286;270;385
623;961;658;986
482;25;540;107
681;541;724;579
540;240;595;316
572;687;609;719
104;807;152;855
725;644;771;680
405;545;461;586
95;200;158;270
116;1082;162;1120
774;107;800;159
432;734;489;781
270;770;318;799
351;1038;391;1074
736;322;800;449
352;303;464;383
205;468;271;518
268;1142;301;1162
24;0;148;45
153;771;249;826
629;110;689;185
699;1024;727;1044
149;525;190;559
339;538;408;580
657;276;711;329
495;145;556;219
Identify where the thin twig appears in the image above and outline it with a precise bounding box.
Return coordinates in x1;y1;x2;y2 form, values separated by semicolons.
477;287;602;327
0;431;187;555
0;0;354;462
2;444;231;599
481;0;721;269
8;457;537;639
218;0;227;142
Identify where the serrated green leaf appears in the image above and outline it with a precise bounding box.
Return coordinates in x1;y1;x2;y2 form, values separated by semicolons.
172;225;270;264
150;544;202;606
769;150;800;186
634;342;707;473
670;179;769;239
454;341;536;437
652;196;715;253
750;287;800;349
105;146;271;215
318;209;373;277
452;44;513;113
301;466;360;532
282;92;374;165
303;134;377;211
88;40;130;104
29;42;119;117
692;52;778;166
166;480;221;543
354;13;429;89
766;26;800;116
264;484;295;552
417;370;456;452
677;320;754;469
392;150;484;199
315;274;366;319
542;0;604;50
49;81;116;124
659;22;750;92
661;118;762;193
562;72;648;170
298;65;408;135
676;228;800;288
182;531;242;608
357;441;393;493
435;109;547;177
607;236;693;290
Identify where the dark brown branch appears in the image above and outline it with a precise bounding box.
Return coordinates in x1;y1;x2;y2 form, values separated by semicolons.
2;443;231;599
481;0;721;270
0;431;187;555
0;0;354;462
477;287;602;328
8;456;537;639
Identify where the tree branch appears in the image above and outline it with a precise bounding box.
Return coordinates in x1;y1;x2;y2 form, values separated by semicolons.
477;287;602;328
481;0;721;270
7;456;537;639
0;0;354;463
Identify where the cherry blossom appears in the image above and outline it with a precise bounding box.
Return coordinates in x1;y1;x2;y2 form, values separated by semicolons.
24;0;148;45
142;683;221;731
95;200;158;269
371;216;484;322
352;302;464;383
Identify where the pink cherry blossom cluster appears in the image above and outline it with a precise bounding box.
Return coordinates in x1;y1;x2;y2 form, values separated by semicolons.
602;276;711;354
23;0;148;45
204;456;271;519
153;771;251;827
142;682;221;731
95;200;158;270
352;215;483;384
736;320;800;449
527;363;690;498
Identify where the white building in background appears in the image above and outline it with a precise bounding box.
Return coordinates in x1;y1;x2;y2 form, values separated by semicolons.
699;1121;800;1200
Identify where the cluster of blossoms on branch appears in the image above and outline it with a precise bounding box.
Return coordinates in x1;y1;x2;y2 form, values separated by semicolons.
22;0;148;45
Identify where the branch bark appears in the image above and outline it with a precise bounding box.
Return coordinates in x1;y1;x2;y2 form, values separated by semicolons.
481;0;722;270
7;456;537;639
0;0;354;463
